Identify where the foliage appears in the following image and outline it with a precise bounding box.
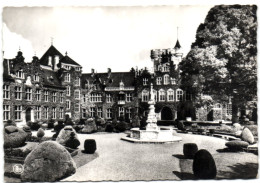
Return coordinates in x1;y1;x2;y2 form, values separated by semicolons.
183;143;198;159
83;139;97;154
225;140;249;151
180;5;257;122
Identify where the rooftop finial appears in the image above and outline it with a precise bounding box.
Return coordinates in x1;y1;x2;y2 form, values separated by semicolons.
65;51;68;56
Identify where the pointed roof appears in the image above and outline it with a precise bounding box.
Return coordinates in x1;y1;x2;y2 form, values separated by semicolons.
39;45;64;66
174;39;181;49
60;55;81;66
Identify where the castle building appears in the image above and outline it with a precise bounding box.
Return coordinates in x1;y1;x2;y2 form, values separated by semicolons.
3;40;232;126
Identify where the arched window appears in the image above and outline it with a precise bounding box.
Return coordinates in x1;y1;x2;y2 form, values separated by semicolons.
159;89;165;101
167;89;174;101
164;74;170;85
142;90;149;102
176;89;183;101
156;77;162;85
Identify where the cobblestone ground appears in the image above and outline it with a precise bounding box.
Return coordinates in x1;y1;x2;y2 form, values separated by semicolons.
62;132;235;181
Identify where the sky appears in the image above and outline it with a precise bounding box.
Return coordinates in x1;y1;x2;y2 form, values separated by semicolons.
2;6;213;73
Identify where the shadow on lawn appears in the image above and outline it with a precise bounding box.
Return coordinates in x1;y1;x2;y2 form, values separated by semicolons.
172;171;195;180
217;162;258;179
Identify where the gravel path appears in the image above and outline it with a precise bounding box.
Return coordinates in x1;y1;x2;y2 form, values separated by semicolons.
63;132;228;181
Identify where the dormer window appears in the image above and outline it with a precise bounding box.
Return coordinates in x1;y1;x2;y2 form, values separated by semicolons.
156;77;162;85
75;67;81;71
34;74;39;82
164;75;170;85
143;78;148;86
16;70;24;79
64;65;71;70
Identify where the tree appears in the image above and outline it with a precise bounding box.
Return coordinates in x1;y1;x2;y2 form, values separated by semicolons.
180;5;257;123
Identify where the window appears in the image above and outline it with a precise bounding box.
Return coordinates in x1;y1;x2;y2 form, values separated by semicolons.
143;78;148;86
162;66;169;72
90;107;95;117
153;89;158;102
64;65;71;70
15;86;22;100
176;89;183;101
74;90;80;99
25;88;32;101
48;56;52;66
60;92;64;103
36;106;41;120
75;67;81;71
65;73;71;82
97;107;102;117
167;89;174;101
15;105;22;120
119;107;124;117
75;104;80;112
34;74;39;82
75;77;80;86
44;91;49;102
44;106;49;119
156;77;162;85
142;90;149;102
164;75;170;85
3;85;10;99
66;86;70;96
3;105;10;121
126;108;131;119
36;89;41;101
52;107;56;119
227;104;232;115
66;100;71;109
126;93;132;102
106;94;112;103
186;92;192;101
106;108;112;119
52;92;57;102
90;93;102;102
83;94;87;103
16;70;24;79
159;89;166;101
59;108;64;119
82;108;87;118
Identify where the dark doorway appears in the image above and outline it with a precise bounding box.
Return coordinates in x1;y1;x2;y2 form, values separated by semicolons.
26;108;31;122
161;107;173;120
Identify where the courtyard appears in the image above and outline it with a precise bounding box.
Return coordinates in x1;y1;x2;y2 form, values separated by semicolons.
60;131;258;181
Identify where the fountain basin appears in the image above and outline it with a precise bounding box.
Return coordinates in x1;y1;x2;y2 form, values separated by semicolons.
121;127;182;144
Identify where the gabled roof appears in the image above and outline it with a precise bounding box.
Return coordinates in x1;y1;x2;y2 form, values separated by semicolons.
39;45;64;66
81;72;135;89
60;55;81;66
174;39;181;49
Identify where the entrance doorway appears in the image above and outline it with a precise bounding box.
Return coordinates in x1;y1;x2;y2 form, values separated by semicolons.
161;107;173;120
26;108;31;122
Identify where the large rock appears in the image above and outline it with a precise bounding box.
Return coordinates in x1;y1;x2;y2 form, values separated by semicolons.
56;126;78;145
81;118;97;133
241;127;254;144
4;127;28;148
21;141;76;182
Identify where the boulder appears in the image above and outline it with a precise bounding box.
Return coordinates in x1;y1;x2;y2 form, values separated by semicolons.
21;141;76;182
193;149;217;179
225;140;249;151
5;125;18;134
81;119;97;133
56;126;78;145
4;127;28;148
241;128;254;144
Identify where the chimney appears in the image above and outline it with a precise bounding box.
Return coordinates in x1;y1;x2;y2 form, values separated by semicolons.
107;68;111;78
91;68;95;74
7;59;10;75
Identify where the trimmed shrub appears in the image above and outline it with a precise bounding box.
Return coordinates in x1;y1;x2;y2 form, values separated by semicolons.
54;121;65;134
30;122;41;131
183;143;198;159
115;122;127;132
65;132;80;149
83;139;97;154
48;119;55;129
177;121;186;131
4;120;16;127
241;127;254;144
37;128;45;138
105;123;114;132
193;149;217;179
5;126;18;134
225;141;249;151
209;129;215;134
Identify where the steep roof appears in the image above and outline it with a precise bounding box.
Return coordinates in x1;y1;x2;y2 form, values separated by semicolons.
3;59;15;81
42;69;65;89
81;72;135;89
39;45;64;66
174;39;181;49
60;55;81;66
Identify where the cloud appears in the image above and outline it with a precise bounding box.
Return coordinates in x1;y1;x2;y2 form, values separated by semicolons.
2;23;34;62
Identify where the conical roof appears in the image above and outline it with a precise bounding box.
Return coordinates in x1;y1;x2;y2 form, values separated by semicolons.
174;39;181;49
